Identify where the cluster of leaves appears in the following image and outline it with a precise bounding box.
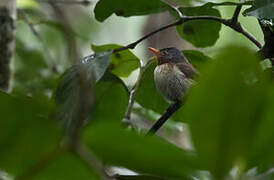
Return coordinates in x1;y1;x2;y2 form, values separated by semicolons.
1;0;274;180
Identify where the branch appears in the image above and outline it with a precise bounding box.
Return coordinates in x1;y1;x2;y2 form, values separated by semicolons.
123;59;154;124
231;5;242;24
74;143;110;180
114;13;262;53
147;100;182;135
36;0;92;6
15;147;64;180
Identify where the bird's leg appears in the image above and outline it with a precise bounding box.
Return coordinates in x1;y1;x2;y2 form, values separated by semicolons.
147;100;182;135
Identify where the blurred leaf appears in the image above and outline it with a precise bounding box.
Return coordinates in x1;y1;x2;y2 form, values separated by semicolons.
91;72;129;123
83;123;199;179
94;0;171;22
182;46;268;179
115;175;167;180
176;5;222;47
135;50;210;118
244;0;274;19
54;52;111;134
92;44;140;77
17;0;39;9
31;152;100;180
247;84;274;173
0;92;61;176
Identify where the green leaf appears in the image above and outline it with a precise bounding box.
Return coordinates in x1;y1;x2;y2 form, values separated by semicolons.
92;44;140;77
54;51;112;134
176;5;222;47
30;152;100;180
91;72;129;123
94;0;171;22
135;50;210;117
243;0;274;19
182;46;268;179
247;84;274;172
0;92;61;176
83;123;199;179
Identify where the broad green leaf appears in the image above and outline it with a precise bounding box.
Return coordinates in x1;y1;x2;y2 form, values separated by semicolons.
244;0;274;19
176;5;222;47
247;84;274;173
135;50;210;117
54;51;111;134
31;152;100;180
92;44;140;77
83;123;199;179
0;92;61;176
17;0;39;9
182;46;268;179
91;72;129;123
94;0;171;22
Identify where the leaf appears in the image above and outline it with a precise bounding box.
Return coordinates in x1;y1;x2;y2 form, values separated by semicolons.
0;92;61;176
247;84;274;173
176;5;222;47
92;44;140;77
83;123;199;179
94;0;171;22
182;46;268;179
54;51;112;134
91;72;129;123
243;0;274;19
30;152;100;180
135;50;210;117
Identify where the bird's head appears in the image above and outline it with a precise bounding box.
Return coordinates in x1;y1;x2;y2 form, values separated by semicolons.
148;47;187;65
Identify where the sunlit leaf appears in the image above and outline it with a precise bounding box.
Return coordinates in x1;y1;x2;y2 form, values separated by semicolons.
92;44;140;77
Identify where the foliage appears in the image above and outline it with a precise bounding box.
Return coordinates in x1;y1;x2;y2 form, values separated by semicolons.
1;0;274;180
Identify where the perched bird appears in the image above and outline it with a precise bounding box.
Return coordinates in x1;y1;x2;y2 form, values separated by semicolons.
148;47;198;103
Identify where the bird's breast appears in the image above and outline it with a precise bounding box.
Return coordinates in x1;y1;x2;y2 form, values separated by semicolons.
154;63;191;102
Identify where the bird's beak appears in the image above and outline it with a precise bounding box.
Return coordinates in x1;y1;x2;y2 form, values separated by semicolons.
148;47;160;57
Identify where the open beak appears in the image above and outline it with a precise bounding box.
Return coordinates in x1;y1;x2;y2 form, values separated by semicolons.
148;47;160;57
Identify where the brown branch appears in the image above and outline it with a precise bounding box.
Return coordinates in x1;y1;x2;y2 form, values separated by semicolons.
114;14;262;54
74;143;110;180
36;0;92;6
231;5;242;24
147;100;182;135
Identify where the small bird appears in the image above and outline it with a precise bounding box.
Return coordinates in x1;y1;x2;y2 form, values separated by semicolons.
148;47;198;103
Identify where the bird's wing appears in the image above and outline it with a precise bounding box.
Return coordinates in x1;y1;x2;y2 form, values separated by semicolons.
176;62;199;79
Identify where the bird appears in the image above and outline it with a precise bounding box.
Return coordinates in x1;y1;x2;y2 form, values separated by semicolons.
148;47;198;103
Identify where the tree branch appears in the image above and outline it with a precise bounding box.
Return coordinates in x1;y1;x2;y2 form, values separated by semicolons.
231;5;242;24
114;13;262;54
74;143;110;180
123;59;154;125
36;0;92;6
147;100;182;135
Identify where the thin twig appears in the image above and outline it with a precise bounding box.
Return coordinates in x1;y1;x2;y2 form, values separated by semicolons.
18;9;58;73
36;0;92;6
147;100;182;135
123;59;154;124
114;14;262;53
15;146;64;180
74;143;110;180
